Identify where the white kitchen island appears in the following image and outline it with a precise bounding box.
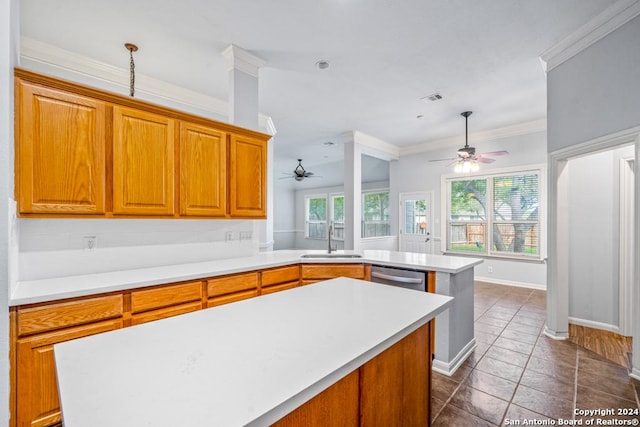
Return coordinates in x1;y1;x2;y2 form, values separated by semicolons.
54;277;453;427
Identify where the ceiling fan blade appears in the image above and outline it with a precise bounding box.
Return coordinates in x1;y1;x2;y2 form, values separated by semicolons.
478;150;508;157
279;176;294;179
477;157;496;164
304;171;314;176
429;157;458;162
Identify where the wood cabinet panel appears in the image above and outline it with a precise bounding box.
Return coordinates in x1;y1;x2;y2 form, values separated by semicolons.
360;323;431;427
131;281;202;314
17;80;106;215
112;106;175;215
207;289;259;308
229;134;267;218
16;319;122;427
179;122;227;216
301;264;366;280
207;272;259;297
131;301;202;325
17;295;123;337
261;281;299;295
271;370;359;427
261;265;299;287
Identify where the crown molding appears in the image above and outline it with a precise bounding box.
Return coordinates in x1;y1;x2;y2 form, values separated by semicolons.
400;119;547;156
540;0;640;72
339;131;400;161
222;44;266;77
20;37;275;135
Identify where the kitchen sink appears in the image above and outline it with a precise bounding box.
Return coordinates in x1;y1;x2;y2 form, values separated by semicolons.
300;253;363;259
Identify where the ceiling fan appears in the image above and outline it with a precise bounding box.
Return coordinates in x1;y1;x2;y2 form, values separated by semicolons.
430;111;508;173
280;159;319;181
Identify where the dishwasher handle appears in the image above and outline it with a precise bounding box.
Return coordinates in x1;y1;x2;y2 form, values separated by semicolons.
371;271;424;285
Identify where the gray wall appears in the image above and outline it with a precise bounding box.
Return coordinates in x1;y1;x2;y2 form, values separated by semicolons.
391;130;548;288
1;1;18;425
568;147;633;328
548;15;640;152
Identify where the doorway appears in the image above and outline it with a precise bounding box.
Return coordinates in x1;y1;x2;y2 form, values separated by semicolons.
399;192;433;254
547;127;639;380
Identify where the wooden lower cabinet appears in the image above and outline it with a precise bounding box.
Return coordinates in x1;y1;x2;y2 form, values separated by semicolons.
130;281;204;325
261;265;300;295
272;322;432;427
301;263;367;285
15;319;123;427
207;272;259;307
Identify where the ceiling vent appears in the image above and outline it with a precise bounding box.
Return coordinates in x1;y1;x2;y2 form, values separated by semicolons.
422;93;443;102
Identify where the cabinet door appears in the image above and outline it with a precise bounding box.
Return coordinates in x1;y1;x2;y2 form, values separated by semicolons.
16;319;122;427
113;106;175;215
179;122;227;216
17;81;106;215
229;134;267;218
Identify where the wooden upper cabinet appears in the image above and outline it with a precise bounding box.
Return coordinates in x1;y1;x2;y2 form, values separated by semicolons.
112;106;175;215
16;80;106;215
229;134;267;218
179;122;227;216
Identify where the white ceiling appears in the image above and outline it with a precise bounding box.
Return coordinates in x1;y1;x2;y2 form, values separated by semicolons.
21;0;616;183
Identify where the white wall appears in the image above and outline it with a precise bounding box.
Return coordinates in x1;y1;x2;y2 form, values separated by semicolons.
1;1;18;424
392;130;548;288
273;184;296;250
548;15;640;152
567;147;633;329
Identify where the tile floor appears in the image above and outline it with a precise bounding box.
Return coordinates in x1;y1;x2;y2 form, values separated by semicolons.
431;281;640;426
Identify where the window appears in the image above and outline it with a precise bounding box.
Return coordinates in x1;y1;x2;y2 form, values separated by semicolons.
445;168;542;259
362;191;391;238
331;194;345;241
305;196;327;239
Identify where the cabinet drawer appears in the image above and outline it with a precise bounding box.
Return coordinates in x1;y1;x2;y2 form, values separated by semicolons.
207;272;259;297
131;281;203;314
207;289;258;307
18;295;123;336
261;265;299;287
131;301;202;325
301;264;366;280
261;281;298;295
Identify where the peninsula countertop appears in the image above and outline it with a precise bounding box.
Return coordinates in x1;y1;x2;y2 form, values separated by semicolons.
54;277;454;427
11;249;482;306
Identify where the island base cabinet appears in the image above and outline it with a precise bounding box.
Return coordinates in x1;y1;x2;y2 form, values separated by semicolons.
272;322;432;427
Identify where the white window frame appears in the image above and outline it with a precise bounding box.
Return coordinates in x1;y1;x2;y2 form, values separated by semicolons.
361;188;392;239
305;194;328;240
441;164;546;261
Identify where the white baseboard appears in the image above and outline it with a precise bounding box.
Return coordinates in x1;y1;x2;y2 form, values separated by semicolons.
631;367;640;381
568;317;621;334
543;326;569;340
474;276;546;290
432;339;477;376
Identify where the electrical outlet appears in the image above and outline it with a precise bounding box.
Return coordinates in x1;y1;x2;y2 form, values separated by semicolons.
225;231;234;241
487;266;493;273
83;236;97;251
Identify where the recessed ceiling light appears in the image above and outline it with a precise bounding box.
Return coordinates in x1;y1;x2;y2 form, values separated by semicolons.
315;60;330;70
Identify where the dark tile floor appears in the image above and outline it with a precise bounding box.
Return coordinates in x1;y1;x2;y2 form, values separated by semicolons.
431;281;640;426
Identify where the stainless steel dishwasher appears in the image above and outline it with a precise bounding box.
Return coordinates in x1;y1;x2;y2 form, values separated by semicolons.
370;265;426;292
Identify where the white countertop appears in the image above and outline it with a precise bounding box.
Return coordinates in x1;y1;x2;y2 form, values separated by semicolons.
54;277;453;427
11;249;482;306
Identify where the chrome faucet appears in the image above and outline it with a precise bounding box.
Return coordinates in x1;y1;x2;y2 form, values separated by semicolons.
328;224;334;254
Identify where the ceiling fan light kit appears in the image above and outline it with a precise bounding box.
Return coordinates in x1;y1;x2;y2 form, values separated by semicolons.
429;110;508;173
